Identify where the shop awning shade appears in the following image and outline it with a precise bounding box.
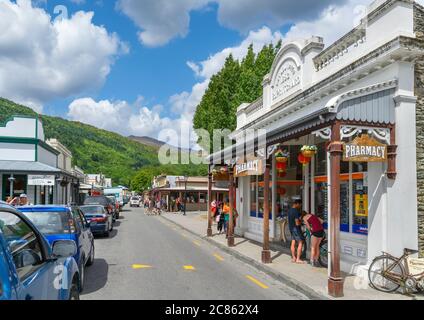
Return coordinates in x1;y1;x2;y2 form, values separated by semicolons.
0;160;61;174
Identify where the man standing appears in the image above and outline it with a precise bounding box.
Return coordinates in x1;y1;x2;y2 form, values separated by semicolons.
288;199;306;264
18;194;32;206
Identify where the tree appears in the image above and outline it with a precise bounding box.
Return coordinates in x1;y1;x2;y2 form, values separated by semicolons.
193;42;280;151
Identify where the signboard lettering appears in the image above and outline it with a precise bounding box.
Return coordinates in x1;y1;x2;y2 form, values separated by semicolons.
234;157;265;177
343;134;387;162
28;175;55;186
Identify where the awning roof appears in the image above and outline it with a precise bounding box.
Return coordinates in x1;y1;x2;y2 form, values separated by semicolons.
0;160;61;174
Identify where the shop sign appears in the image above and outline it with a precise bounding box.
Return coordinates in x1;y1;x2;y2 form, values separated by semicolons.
234;157;265;177
28;175;55;186
343;134;387;162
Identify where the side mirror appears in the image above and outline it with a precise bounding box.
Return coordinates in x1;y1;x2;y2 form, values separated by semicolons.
52;240;77;259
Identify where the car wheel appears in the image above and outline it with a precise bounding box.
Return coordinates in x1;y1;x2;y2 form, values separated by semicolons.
86;244;95;267
79;261;85;292
69;278;80;300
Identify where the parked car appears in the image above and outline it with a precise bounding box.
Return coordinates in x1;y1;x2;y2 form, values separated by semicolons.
80;205;113;237
18;205;95;292
84;195;117;220
106;195;120;215
130;196;141;207
0;203;81;300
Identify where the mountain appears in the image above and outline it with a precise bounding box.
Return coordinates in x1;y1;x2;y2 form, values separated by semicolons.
128;135;165;149
0;98;207;187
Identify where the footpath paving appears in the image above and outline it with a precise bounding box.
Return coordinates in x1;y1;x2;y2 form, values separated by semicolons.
160;211;422;300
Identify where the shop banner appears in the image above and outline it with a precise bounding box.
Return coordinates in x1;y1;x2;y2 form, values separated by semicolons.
343;134;387;162
234;157;265;177
27;175;55;186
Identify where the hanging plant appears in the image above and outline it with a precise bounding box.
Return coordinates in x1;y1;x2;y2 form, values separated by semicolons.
298;153;312;166
220;166;228;174
275;149;290;163
278;171;287;179
301;145;318;158
212;168;219;176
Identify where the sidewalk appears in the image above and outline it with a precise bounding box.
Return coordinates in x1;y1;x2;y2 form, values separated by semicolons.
160;211;421;300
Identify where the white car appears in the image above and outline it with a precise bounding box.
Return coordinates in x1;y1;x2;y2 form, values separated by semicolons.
130;196;141;207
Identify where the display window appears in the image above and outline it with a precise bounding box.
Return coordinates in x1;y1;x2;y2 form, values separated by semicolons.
250;175;272;219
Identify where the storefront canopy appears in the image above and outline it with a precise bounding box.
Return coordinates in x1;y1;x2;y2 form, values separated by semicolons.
0;160;61;174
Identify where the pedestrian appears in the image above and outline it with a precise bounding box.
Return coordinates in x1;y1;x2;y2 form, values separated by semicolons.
18;194;32;206
217;203;225;234
301;211;325;267
288;199;306;264
211;200;217;217
222;199;230;238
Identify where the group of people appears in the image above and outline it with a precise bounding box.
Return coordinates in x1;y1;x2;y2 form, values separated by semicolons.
143;198;164;215
287;199;325;267
211;199;238;239
3;194;31;207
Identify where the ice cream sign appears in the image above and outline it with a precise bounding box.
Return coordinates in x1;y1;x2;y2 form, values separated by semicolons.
343;134;387;163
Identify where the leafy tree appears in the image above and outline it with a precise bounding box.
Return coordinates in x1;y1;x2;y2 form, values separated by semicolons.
193;42;280;151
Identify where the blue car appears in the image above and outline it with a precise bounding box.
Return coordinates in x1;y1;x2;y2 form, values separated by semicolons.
18;205;95;292
80;205;114;237
0;203;81;300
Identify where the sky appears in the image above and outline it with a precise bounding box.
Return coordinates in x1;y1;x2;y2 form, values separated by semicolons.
1;0;421;147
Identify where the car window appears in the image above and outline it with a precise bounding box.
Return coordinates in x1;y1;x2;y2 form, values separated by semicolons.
77;210;88;227
21;211;71;235
72;209;83;232
0;211;44;280
80;206;104;215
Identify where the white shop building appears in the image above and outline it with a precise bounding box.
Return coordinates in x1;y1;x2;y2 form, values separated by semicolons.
209;0;424;297
0;115;81;205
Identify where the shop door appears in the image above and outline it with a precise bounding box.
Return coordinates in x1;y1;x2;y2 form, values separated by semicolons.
2;175;27;201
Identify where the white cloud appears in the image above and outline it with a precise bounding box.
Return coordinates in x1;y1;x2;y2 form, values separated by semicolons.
0;0;125;112
68;98;131;131
116;0;208;47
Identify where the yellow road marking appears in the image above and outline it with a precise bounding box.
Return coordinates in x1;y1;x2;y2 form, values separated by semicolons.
183;265;196;271
213;254;224;262
193;241;201;246
246;275;269;289
132;264;153;269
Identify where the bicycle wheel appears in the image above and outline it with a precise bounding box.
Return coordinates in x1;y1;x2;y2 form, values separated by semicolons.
318;240;328;268
368;256;405;293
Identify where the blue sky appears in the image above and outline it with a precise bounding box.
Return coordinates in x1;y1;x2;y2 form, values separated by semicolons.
0;0;380;141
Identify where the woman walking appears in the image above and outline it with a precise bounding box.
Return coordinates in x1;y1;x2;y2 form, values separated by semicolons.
301;211;325;267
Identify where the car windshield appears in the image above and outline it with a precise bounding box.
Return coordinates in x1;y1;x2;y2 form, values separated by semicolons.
84;197;108;206
21;211;71;235
80;206;104;216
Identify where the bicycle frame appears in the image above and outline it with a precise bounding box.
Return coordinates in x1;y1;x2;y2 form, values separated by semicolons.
380;251;424;285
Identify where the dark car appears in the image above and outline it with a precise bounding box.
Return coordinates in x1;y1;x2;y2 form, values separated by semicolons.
84;196;117;220
18;206;95;292
80;205;113;237
0;203;81;300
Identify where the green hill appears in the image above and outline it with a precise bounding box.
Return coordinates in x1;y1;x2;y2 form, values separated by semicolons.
0;98;207;187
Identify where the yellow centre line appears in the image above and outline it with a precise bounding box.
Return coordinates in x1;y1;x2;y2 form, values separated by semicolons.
183;265;196;271
246;275;269;289
213;254;224;262
193;241;201;247
132;264;153;269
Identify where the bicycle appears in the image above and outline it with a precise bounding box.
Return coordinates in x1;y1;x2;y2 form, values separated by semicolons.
368;248;424;294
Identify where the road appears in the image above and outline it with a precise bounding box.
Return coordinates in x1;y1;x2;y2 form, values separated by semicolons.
81;207;307;300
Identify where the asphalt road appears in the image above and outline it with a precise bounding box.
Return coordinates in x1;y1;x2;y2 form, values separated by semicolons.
81;207;307;300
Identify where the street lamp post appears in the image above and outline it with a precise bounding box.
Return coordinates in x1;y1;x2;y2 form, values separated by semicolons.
183;176;188;216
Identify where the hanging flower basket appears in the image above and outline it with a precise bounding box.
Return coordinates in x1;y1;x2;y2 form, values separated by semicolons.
220;166;228;174
301;145;317;158
277;187;286;196
275;149;290;163
278;171;287;179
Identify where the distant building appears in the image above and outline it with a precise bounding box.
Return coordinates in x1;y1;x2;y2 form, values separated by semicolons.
150;175;228;212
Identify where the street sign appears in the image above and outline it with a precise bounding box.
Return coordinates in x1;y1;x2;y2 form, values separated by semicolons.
27;175;55;186
343;134;387;162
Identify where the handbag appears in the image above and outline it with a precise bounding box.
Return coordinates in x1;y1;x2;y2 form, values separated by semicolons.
215;215;221;223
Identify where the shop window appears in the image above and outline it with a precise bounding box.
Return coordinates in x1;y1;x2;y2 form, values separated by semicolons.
352;180;368;235
2;175;27;201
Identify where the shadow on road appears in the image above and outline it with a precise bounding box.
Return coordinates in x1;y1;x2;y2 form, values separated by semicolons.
94;229;119;240
83;258;109;295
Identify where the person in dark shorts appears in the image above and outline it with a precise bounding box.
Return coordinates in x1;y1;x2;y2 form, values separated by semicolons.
288;199;306;264
302;211;325;267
